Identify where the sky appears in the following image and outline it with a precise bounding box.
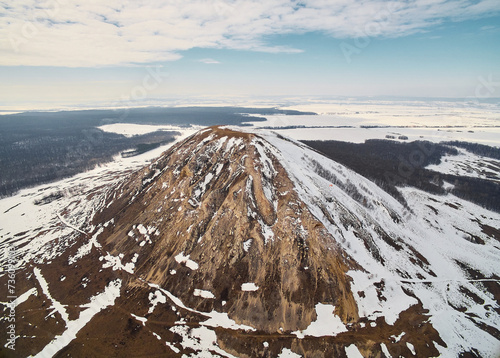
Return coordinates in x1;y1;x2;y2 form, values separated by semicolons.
1;0;500;110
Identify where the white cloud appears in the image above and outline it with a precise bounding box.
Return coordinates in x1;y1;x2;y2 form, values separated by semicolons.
1;0;499;67
480;25;497;31
198;58;221;64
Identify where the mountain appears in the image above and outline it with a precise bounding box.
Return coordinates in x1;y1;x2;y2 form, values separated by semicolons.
1;126;499;357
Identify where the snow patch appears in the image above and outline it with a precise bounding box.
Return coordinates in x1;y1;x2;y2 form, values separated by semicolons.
165;341;180;353
33;268;69;324
136;224;152;244
98;123;186;137
348;271;418;325
241;283;259;292
56;213;87;236
148;290;167;314
201;311;255;331
5;287;37;308
380;343;391;357
131;313;147;326
194;289;215;299
99;252;136;274
103;218;114;227
391;332;404;342
174;252;199;270
406;342;416;355
292;304;347;338
345;344;364;358
169;325;238;358
243;239;252;252
277;348;302;358
258;218;274;244
68;227;103;265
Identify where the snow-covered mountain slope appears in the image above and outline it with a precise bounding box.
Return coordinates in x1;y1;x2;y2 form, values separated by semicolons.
253;129;500;357
1;126;499;358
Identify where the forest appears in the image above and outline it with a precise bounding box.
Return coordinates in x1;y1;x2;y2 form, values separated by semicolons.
0;106;313;197
302;139;500;213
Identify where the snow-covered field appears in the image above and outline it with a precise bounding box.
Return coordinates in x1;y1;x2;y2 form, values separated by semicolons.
99;123;202;137
266;126;500;146
248;100;500;146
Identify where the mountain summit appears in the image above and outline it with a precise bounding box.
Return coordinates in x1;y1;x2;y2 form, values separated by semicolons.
1;127;499;357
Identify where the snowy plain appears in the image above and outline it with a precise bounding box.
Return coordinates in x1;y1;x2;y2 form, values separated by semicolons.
249;100;500;146
95;100;500;146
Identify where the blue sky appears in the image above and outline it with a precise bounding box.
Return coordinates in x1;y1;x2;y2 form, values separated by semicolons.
1;0;499;109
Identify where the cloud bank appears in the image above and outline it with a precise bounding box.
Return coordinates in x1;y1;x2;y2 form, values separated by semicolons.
1;0;499;67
